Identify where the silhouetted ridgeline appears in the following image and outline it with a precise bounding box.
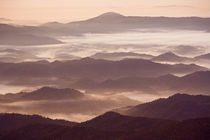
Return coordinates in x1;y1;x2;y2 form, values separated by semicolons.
1;12;210;45
0;94;210;139
0;58;207;80
117;93;210;120
0;113;77;133
72;71;210;95
0;87;84;102
90;52;154;60
0;111;210;140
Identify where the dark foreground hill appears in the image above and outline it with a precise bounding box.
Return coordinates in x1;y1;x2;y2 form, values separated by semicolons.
0;113;77;133
118;93;210;120
0;112;210;140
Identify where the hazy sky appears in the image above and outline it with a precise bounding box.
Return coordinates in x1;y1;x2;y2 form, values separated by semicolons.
0;0;210;22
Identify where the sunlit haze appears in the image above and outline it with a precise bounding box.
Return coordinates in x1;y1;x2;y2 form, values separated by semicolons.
0;0;210;23
0;0;210;137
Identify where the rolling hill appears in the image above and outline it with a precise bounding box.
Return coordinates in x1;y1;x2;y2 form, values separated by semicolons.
74;71;210;95
0;58;207;82
0;87;84;102
0;111;210;140
117;93;210;120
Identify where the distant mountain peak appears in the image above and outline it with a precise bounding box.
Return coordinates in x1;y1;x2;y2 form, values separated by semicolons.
195;53;210;60
87;12;125;22
155;52;179;59
86;111;127;123
102;111;122;117
152;51;190;62
98;12;124;18
32;86;79;95
44;21;61;25
157;74;178;79
168;93;191;99
41;21;63;27
34;86;56;93
183;71;210;79
160;51;177;56
17;86;84;101
167;93;210;102
80;57;98;62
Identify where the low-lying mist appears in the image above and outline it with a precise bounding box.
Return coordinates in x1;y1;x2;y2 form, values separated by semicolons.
0;92;139;122
0;27;210;122
1;29;210;62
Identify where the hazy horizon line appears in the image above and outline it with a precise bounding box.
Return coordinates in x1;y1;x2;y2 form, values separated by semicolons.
1;11;210;25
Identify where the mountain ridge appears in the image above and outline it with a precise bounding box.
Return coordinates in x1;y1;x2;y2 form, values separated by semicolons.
0;110;210;140
2;12;210;40
0;58;206;81
117;93;210;120
0;87;84;102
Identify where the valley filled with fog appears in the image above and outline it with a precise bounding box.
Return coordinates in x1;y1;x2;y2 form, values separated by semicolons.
1;29;210;61
0;13;210;122
1;0;210;137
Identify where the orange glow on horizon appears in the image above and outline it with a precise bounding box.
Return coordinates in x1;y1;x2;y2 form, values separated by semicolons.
0;0;210;23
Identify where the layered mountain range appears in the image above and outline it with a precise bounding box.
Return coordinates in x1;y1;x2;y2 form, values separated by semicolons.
1;12;210;139
0;93;210;140
116;93;210;120
0;58;207;81
90;51;210;63
72;71;210;95
1;12;210;45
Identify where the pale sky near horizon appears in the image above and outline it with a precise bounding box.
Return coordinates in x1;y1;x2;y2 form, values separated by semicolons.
0;0;210;23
